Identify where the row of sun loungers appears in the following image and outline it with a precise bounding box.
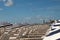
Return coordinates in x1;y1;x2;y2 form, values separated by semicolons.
0;24;49;40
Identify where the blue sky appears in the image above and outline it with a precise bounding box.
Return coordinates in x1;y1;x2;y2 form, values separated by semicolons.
0;0;60;23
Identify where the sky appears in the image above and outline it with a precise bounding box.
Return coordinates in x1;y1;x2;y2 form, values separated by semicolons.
0;0;60;23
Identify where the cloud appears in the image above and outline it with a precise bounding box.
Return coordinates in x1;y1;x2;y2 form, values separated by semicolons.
0;8;3;10
3;0;13;7
47;6;60;9
51;0;60;1
3;0;6;2
39;6;60;11
25;17;31;20
0;0;1;1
